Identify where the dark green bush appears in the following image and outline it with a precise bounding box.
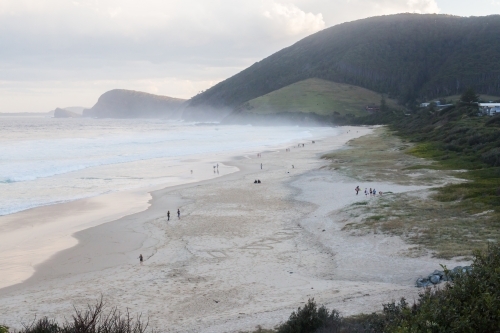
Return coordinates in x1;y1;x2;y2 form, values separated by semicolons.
482;148;500;167
387;244;500;332
276;299;339;333
21;318;59;333
275;298;404;333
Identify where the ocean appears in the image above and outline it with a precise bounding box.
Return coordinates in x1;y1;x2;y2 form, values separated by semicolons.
0;117;337;216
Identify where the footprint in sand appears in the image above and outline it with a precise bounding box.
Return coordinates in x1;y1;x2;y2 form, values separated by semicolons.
206;251;228;259
241;231;297;250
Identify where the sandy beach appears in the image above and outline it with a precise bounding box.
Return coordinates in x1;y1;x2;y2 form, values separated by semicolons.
0;159;238;290
0;126;468;332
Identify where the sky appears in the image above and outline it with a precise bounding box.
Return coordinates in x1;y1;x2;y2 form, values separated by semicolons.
0;0;499;112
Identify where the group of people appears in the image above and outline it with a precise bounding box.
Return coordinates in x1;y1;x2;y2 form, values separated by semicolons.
254;179;262;184
166;209;181;221
355;186;383;196
257;153;262;158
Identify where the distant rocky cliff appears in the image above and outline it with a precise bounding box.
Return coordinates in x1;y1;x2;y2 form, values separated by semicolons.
83;89;186;119
53;108;81;118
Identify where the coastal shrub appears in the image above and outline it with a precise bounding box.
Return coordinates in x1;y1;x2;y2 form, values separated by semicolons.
387;244;500;332
276;299;338;333
0;325;9;333
482;148;500;167
21;318;59;333
18;298;149;333
274;299;401;333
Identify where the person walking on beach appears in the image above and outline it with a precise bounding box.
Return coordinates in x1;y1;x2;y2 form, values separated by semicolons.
369;188;373;196
167;210;170;221
373;189;377;195
355;186;360;195
365;188;368;196
139;254;143;264
177;209;180;219
260;163;262;169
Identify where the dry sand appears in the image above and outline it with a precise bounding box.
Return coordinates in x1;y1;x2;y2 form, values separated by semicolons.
0;126;468;332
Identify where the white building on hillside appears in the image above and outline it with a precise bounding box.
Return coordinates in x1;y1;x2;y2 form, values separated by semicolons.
478;103;500;116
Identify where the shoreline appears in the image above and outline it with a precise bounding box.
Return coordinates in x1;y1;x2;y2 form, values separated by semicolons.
0;157;266;295
0;126;468;332
0;156;240;290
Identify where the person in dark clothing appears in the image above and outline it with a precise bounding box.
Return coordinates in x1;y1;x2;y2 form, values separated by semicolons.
139;254;143;264
167;210;170;221
177;209;181;219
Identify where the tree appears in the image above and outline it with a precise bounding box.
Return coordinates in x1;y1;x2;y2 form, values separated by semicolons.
380;95;389;113
460;87;480;103
428;101;437;112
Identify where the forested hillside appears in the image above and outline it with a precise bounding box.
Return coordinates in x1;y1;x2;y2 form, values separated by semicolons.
184;14;500;119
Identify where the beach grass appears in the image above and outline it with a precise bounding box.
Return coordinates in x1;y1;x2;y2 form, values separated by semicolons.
323;127;500;259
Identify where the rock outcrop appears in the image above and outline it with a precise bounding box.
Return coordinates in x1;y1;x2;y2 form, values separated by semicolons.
416;266;472;287
53;108;81;118
83;90;186;119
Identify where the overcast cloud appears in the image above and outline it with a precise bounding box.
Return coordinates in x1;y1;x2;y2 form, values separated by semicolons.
0;0;496;112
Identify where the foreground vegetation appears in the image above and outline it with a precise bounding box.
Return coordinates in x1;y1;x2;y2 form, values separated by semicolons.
1;298;147;333
246;245;500;333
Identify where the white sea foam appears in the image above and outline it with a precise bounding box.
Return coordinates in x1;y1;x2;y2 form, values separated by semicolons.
0;118;338;216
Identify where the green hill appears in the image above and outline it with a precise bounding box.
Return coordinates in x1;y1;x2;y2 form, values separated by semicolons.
184;14;500;120
230;78;398;118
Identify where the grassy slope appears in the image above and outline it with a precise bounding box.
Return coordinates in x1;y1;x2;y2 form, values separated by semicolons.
236;79;399;117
